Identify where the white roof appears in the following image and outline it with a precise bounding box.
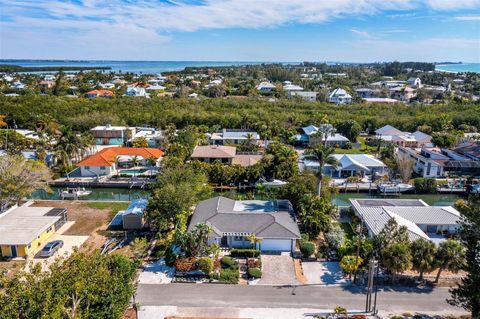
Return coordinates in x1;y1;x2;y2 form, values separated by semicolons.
350;199;460;242
329;88;352;98
91;125;129;131
375;125;403;136
0;206;61;245
283;84;304;91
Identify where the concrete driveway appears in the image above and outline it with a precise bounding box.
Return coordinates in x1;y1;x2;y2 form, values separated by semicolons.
30;223;89;270
302;261;349;286
138;258;175;285
258;253;298;285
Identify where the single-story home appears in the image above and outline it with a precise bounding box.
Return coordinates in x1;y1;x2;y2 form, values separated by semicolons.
350;198;460;244
188;197;300;252
301;154;386;178
294;125;350;147
191;145;262;167
85;89;114;98
0;204;67;258
77;147;163;177
210;129;260;145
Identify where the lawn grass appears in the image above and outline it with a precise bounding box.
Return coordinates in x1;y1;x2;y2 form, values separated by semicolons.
84;202;130;219
335;137;382;155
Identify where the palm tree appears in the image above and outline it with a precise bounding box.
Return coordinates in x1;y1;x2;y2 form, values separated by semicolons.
273;145;298;180
245;234;263;250
340;255;363;279
304;145;338;197
316;124;336;146
434;240;465;283
411;238;436;281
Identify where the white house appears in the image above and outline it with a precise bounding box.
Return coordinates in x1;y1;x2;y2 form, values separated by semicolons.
283;83;304;92
99;83;115;89
288;91;317;102
407;77;422;88
125;87;148;97
328;88;352;104
301;154;386;178
256;81;276;92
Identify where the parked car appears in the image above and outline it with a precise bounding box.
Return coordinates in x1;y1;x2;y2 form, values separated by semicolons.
39;240;64;257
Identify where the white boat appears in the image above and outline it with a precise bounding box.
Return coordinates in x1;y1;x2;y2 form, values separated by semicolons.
377;183;415;194
59;187;92;199
255;178;287;188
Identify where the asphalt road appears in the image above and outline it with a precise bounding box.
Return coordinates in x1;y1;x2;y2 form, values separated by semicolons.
136;283;462;313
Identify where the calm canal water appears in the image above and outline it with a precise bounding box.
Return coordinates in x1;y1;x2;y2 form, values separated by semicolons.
30;187;462;206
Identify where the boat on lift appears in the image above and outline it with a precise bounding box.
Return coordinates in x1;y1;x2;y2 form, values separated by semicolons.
59;187;92;199
377;183;415;194
255;178;287;188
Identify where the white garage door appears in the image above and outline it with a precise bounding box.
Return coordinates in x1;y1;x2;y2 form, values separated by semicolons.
260;239;292;252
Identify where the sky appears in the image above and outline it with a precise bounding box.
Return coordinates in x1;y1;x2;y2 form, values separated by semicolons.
0;0;479;62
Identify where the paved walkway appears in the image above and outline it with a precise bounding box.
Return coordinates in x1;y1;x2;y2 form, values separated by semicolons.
302;261;349;285
258;253;298;285
138;258;175;285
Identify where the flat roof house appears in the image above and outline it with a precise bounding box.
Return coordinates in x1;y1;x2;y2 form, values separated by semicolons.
350;198;460;244
77;147;163;177
188;197;300;252
0;205;67;258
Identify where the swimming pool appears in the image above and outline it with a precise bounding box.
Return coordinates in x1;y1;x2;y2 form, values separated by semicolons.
119;168;151;175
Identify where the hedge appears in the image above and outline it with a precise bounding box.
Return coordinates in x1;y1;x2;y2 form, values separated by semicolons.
300;241;316;258
197;257;214;275
413;177;437;194
174;257;197;272
220;256;238;270
247;267;262;279
210;268;239;284
230;249;260;258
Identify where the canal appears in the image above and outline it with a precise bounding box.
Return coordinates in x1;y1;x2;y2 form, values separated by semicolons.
30;187;463;207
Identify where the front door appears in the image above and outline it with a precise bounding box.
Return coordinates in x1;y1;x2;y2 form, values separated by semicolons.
220;236;228;247
10;245;17;257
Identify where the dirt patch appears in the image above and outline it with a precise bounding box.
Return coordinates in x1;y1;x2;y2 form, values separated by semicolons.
123;307;137;319
31;201;111;235
30;201;126;252
294;259;308;284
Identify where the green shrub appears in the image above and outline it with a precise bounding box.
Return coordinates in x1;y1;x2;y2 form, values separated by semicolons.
300;241;316;258
219;268;239;284
230;249;260;258
413;178;437;194
164;246;177;266
247;267;262;278
220;256;238;270
197;257;214;274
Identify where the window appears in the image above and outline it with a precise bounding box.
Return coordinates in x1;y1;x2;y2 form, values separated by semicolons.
233;236;243;241
100;166;105;170
85;166;90;170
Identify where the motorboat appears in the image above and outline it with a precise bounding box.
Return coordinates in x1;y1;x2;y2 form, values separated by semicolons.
377;183;415;194
59;187;92;199
255;178;287;188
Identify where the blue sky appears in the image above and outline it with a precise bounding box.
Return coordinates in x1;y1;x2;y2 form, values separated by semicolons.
0;0;479;62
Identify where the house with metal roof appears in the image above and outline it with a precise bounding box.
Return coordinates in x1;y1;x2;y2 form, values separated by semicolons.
0;204;67;257
350;198;460;244
294;125;350;147
188;197;300;252
328;88;352;104
209;129;260;145
301;154;386;178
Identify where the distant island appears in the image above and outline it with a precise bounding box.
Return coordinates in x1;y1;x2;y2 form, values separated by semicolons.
0;64;111;72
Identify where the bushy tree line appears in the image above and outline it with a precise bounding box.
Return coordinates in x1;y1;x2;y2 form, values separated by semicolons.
0;251;137;319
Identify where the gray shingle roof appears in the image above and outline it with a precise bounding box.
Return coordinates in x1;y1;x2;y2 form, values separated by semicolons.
188;197;300;239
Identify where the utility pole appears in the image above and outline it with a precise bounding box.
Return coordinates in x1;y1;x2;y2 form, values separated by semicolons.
353;223;363;284
365;258;375;313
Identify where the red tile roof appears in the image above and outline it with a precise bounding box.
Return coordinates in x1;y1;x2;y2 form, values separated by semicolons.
77;147;163;167
86;89;114;97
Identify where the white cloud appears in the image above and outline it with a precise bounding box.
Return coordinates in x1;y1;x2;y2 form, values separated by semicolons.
453;15;480;21
426;0;480;10
350;29;372;38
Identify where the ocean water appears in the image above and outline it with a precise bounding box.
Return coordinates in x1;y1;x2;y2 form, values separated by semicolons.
0;59;274;74
435;63;480;73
